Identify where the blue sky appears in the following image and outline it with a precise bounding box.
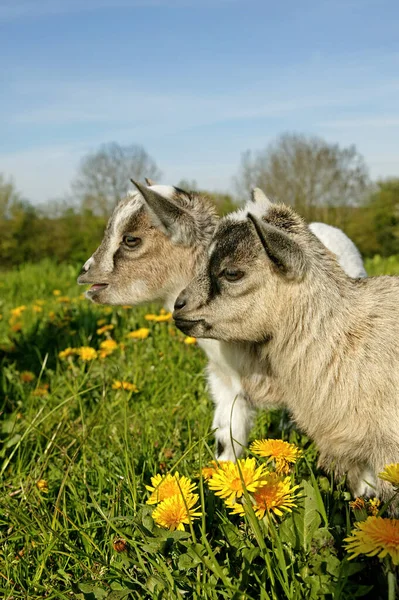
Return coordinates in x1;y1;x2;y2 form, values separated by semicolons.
1;0;399;203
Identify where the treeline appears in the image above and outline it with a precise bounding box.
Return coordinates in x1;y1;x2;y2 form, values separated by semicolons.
0;135;398;268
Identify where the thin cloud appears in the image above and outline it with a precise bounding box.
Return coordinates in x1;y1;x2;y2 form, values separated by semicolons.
319;117;399;128
0;0;238;20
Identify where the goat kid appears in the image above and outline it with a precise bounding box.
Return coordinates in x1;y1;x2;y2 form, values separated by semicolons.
173;197;399;508
78;182;366;462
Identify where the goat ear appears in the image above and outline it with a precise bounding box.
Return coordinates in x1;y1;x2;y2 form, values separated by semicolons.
131;179;194;243
247;213;307;279
250;187;273;206
145;177;157;186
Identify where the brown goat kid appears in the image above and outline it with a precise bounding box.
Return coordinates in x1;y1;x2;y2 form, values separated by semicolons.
173;199;399;509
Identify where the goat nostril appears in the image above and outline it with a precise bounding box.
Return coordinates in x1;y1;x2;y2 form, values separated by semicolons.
174;296;187;311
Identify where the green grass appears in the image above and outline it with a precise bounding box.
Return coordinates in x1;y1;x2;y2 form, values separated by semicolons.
1;258;398;600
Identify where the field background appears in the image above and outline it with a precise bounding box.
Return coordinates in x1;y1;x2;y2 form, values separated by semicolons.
1;256;399;599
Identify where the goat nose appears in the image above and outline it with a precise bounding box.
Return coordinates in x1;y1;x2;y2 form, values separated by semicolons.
81;257;94;274
174;295;187;311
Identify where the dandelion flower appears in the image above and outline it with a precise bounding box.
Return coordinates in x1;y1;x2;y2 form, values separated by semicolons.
97;324;114;335
345;516;399;565
10;322;23;332
368;498;381;516
77;346;97;361
32;384;49;397
249;473;299;518
100;339;118;351
379;464;399;487
184;336;197;345
146;472;197;505
58;347;76;359
32;305;43;313
145;312;172;322
53;290;61;296
57;296;70;303
208;458;267;504
97;318;106;326
250;439;302;474
20;371;35;383
126;328;150;340
349;497;366;511
112;380;138;392
152;493;202;531
202;461;223;481
36;479;49;492
10;305;26;318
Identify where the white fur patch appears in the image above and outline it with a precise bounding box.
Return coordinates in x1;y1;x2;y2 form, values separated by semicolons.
83;256;94;271
353;467;377;498
309;222;367;278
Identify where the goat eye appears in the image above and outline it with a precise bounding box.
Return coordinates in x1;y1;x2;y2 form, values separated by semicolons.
122;235;141;248
223;269;244;282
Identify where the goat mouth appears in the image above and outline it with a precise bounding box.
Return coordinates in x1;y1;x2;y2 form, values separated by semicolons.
174;317;204;335
87;283;109;293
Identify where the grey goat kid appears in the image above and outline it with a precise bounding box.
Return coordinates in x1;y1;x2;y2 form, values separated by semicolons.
78;182;366;462
173;196;399;508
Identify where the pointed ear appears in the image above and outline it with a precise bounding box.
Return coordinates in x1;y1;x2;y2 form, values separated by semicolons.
247;213;307;279
145;177;157;186
131;179;195;244
250;187;273;207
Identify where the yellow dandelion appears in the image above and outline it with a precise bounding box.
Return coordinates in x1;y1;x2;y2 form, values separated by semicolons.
184;336;197;345
11;305;26;318
152;493;202;531
208;458;268;504
367;498;381;516
20;371;35;383
53;289;61;296
250;439;302;474
345;517;399;565
32;305;43;313
36;479;48;492
112;380;139;392
97;318;106;326
126;328;150;340
250;473;299;518
10;322;23;332
35;299;45;306
32;384;49;397
48;311;56;321
379;464;399;487
99;339;118;356
201;460;223;481
144;312;172;322
349;497;366;511
122;305;132;310
57;296;70;303
58;347;76;359
77;346;97;361
97;324;114;335
146;472;197;505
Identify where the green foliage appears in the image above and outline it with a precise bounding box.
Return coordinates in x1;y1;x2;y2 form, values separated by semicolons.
0;261;397;599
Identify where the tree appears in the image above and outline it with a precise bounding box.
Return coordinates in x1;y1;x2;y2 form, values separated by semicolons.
368;179;399;256
0;174;24;219
72;142;162;217
234;133;370;224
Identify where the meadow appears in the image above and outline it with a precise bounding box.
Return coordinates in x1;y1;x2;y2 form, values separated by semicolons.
1;256;399;600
